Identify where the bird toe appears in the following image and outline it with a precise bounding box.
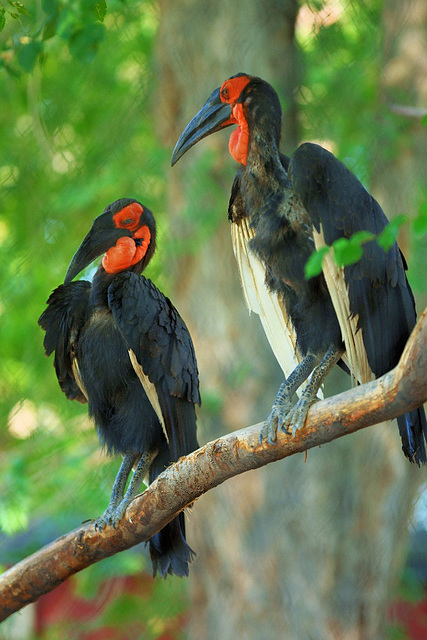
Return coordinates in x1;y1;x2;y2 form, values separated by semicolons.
95;502;124;532
289;397;316;436
261;400;295;444
260;407;279;444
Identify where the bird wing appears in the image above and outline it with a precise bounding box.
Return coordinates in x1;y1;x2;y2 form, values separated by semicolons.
312;225;372;384
231;217;302;378
228;170;303;394
38;281;91;402
127;348;167;436
107;271;200;459
290;142;417;381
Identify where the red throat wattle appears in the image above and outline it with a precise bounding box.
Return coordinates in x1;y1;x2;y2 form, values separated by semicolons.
219;75;251;165
102;225;151;274
228;103;249;166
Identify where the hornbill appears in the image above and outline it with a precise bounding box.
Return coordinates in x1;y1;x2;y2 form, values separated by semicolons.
171;73;427;465
38;198;200;577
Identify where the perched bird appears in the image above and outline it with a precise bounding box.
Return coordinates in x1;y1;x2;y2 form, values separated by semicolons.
39;198;200;577
171;72;426;464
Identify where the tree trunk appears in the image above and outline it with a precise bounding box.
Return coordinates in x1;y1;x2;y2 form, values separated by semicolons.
155;2;425;638
372;0;427;256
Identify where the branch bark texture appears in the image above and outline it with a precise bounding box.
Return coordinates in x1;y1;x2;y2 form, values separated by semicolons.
1;308;426;622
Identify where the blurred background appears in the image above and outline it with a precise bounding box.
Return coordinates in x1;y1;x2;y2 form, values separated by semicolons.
0;0;426;638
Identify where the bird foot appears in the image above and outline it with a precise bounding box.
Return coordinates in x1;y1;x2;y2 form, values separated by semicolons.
261;395;318;443
281;396;319;436
94;498;131;532
260;399;293;444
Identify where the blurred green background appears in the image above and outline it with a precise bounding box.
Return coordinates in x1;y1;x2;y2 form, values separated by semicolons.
0;1;426;638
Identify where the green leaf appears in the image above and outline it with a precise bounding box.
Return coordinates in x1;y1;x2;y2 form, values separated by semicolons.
348;230;375;245
69;23;105;63
42;14;58;41
55;9;77;40
304;246;329;278
8;1;31;16
0;9;6;32
377;214;408;251
17;40;43;72
332;237;364;267
413;202;427;236
422;114;427;127
95;0;107;22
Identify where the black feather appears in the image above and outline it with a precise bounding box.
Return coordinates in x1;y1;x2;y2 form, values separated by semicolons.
176;74;426;464
39;201;200;576
38;281;90;402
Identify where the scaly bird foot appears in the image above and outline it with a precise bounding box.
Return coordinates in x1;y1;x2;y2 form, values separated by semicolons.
95;498;131;532
280;396;319;436
261;395;319;444
260;398;293;445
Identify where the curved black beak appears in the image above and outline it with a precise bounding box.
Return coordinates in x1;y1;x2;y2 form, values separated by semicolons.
64;215;130;285
171;87;233;166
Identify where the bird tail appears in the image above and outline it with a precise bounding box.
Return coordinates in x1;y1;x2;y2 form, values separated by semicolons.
397;406;427;466
148;440;195;578
149;512;195;578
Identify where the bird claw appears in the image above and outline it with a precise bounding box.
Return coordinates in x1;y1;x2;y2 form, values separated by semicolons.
280;405;306;437
260;400;292;444
281;396;318;436
94;499;130;532
94;512;114;532
261;395;317;443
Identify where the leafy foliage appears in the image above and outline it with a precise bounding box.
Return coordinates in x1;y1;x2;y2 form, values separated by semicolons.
0;0;190;633
304;221;411;279
0;0;108;73
298;0;426;293
377;215;408;251
413;201;427;237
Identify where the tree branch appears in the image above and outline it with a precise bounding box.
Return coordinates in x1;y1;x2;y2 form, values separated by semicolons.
387;103;427;118
1;308;426;622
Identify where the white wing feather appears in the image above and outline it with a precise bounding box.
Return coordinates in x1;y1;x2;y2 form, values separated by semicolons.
72;358;88;401
313;226;373;384
128;349;168;440
231;218;307;396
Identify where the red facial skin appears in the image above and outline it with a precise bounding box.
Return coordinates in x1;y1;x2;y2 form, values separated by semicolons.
112;202;144;232
103;203;151;274
220;76;251;165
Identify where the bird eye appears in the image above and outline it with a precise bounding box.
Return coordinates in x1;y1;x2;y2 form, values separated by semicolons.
113;202;144;231
220;76;251;104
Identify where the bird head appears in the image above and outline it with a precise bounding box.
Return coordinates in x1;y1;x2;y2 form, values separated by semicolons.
64;198;156;285
171;73;281;167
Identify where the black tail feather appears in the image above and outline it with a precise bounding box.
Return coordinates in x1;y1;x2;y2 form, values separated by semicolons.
397;406;427;466
148;442;195;578
149;512;195;578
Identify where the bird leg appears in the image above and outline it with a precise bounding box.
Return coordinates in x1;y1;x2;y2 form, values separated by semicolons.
281;346;343;436
261;353;318;444
96;450;155;531
262;346;343;443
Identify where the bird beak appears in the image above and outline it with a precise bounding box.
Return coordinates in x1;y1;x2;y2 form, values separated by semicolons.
64;217;129;285
171;87;233;165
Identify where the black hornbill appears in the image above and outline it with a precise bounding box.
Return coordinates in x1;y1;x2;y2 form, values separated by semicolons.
38;198;200;577
171;73;427;465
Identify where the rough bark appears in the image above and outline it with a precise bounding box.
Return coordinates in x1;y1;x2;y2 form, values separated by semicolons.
0;307;426;622
155;4;304;638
